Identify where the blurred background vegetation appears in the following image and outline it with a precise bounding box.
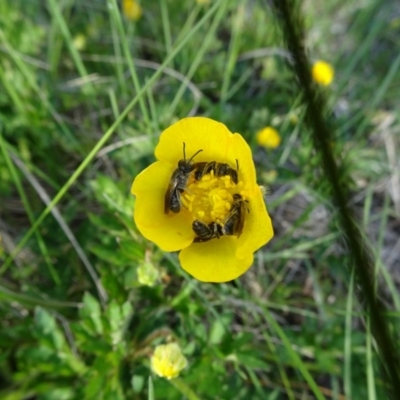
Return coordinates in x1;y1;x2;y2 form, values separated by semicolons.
1;0;399;399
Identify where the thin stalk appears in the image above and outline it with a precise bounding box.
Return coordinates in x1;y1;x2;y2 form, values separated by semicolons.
263;306;326;400
263;332;295;400
0;28;79;150
270;0;400;396
159;0;173;68
220;1;247;103
148;376;154;400
366;317;377;400
0;283;80;309
47;0;94;95
109;7;127;97
108;0;151;129
170;378;202;400
343;269;354;399
168;0;229;115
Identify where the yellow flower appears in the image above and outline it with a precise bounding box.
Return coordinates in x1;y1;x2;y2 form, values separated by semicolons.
122;0;142;21
312;60;334;86
151;343;188;380
256;127;281;149
131;117;274;283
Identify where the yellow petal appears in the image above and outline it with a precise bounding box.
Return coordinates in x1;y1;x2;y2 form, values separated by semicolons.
179;237;254;283
131;161;194;251
226;131;257;193
155;117;233;166
235;186;274;259
151;343;188;380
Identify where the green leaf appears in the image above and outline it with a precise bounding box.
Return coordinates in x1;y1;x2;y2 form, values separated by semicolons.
89;244;131;266
34;306;57;335
131;375;145;394
208;318;226;345
34;307;65;351
80;292;103;335
119;238;144;260
90;174;132;216
236;352;270;369
106;300;132;346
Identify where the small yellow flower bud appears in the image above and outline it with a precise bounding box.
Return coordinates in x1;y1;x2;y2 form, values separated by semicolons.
122;0;142;21
312;60;334;86
72;34;86;51
137;262;159;287
151;343;188;380
263;170;278;184
256;127;281;149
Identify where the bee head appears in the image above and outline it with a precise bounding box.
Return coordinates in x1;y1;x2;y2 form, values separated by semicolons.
178;143;203;172
178;159;195;172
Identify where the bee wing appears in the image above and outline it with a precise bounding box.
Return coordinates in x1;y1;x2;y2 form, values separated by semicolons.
193;161;215;180
164;172;179;214
235;202;246;237
221;200;245;237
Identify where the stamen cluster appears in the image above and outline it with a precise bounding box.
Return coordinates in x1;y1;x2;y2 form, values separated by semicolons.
182;170;245;225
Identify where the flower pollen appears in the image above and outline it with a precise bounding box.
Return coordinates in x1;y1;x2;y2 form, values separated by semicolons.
182;170;245;225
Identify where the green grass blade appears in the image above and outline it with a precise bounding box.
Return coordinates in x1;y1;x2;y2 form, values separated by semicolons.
220;1;247;103
170;378;202;400
108;0;151;128
263;331;295;400
46;0;93;95
366;317;377;400
0;133;61;285
148;376;154;400
0;28;80;149
0;283;80;309
262;306;326;400
167;0;229;115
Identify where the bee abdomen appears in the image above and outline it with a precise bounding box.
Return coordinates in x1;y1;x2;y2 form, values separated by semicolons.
192;220;222;242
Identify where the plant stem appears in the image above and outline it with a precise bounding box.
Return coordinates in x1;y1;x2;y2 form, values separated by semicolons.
170;377;202;400
270;0;400;397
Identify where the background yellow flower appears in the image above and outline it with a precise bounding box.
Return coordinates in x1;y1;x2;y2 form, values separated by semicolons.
312;60;334;86
256;127;281;149
151;343;188;380
122;0;142;21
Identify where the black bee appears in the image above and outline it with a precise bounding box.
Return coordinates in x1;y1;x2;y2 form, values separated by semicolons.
164;143;203;214
220;194;248;237
192;194;249;242
192;220;223;243
194;160;239;184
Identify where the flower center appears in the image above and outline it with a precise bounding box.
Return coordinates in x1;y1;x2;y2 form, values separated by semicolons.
181;170;246;224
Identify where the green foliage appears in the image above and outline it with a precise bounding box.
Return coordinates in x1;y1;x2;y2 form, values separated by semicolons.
0;0;399;399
